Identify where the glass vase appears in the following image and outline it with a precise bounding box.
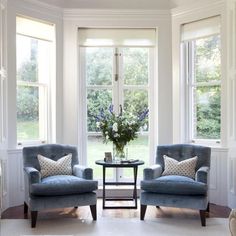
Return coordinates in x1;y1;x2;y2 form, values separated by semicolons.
113;143;128;162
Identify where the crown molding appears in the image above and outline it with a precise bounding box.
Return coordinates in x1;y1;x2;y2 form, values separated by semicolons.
171;0;225;18
12;0;63;19
63;9;171;21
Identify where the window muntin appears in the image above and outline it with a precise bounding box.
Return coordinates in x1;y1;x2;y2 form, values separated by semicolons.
16;17;54;144
187;35;221;141
83;47;151;180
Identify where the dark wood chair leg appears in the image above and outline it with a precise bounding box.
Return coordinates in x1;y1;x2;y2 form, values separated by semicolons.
199;210;206;226
140;205;147;220
90;205;97;221
31;211;38;228
24;202;28;215
206;202;210;213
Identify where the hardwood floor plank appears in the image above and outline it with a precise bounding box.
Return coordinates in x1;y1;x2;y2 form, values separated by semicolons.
1;199;231;220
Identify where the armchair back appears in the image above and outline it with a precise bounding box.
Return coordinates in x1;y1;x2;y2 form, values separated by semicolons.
23;144;78;170
156;144;211;171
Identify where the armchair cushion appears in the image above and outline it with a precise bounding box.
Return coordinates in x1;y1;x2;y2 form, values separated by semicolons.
162;155;197;179
38;154;72;178
141;175;207;195
30;175;98;196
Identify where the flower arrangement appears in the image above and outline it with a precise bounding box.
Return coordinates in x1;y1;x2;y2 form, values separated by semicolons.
95;105;149;159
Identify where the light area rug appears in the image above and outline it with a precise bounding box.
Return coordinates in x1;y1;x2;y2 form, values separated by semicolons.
0;217;230;236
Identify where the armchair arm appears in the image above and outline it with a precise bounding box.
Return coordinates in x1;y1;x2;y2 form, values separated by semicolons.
195;166;210;184
24;167;41;184
143;164;163;180
73;164;93;180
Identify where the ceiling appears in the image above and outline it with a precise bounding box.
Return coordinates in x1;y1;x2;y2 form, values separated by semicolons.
35;0;210;9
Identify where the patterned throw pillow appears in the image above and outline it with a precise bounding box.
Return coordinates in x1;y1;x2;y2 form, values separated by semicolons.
38;154;72;178
162;155;198;179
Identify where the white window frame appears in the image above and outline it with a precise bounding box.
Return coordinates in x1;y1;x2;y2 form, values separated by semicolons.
79;46;154;183
183;35;221;145
16;17;55;146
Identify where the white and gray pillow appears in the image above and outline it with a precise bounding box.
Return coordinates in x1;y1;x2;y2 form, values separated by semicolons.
162;155;198;179
38;153;72;178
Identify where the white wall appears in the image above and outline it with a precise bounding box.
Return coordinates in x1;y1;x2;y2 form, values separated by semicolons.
226;0;236;209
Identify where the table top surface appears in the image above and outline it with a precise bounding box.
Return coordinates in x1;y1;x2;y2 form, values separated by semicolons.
95;160;144;167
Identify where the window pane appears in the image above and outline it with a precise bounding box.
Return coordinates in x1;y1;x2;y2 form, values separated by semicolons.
123;48;149;85
16;34;51;142
86;47;113;86
87;135;113;180
124;89;149;131
17;35;51;83
193;85;221;139
123;135;149;178
194;35;221;83
17;85;39;141
87;89;112;132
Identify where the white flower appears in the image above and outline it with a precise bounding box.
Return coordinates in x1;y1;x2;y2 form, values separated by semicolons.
105;131;108;135
114;133;119;138
143;124;148;130
112;122;118;132
96;122;100;128
106;135;109;140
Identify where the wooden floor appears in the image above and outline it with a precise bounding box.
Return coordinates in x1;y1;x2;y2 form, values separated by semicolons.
1;199;231;220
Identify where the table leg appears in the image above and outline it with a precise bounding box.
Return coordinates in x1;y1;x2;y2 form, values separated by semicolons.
103;166;106;209
133;166;138;208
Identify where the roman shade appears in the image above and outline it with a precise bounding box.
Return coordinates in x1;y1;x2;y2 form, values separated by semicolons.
181;16;220;41
16;16;54;42
78;28;156;47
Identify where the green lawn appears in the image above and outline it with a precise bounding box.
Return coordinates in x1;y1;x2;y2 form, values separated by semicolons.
17;120;39;141
87;135;149;180
17;121;149;180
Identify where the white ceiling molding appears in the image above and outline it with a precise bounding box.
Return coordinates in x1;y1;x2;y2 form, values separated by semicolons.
63;9;170;21
171;0;224;18
16;0;64;18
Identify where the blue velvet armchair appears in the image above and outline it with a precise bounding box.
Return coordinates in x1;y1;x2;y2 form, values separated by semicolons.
23;144;98;227
140;144;211;226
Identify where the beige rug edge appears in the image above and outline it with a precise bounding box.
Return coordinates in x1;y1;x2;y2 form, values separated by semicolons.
0;217;230;236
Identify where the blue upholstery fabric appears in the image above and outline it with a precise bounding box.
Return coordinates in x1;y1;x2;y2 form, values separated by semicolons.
23;144;78;171
29;192;97;211
30;175;98;196
141;192;208;210
195;166;210;184
143;164;162;180
73;165;93;180
140;144;211;224
24;167;41;184
23;144;98;226
156;144;211;171
141;175;207;195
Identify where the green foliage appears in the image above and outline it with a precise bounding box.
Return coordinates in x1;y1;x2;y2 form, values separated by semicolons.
17;86;39;121
196;86;221;139
96;105;148;155
17;38;39;122
194;35;221;139
86;47;149;132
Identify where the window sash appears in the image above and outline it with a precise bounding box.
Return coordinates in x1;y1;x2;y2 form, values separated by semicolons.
185;36;221;142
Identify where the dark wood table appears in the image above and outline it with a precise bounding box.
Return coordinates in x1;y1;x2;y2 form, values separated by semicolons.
95;160;144;209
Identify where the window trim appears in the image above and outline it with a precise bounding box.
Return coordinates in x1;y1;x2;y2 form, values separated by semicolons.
16;30;54;146
184;35;221;145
